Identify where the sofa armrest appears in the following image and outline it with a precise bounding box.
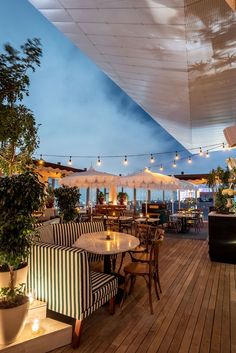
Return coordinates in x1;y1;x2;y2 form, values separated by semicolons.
27;242;93;320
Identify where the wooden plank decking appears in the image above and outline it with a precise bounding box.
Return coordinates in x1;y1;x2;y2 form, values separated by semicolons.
51;237;236;353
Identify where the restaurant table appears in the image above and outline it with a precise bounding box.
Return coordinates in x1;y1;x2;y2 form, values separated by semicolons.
135;217;160;225
170;213;194;232
73;230;140;273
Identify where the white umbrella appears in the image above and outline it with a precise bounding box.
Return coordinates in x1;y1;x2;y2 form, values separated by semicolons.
59;167;119;188
120;169;180;190
59;167;119;212
119;169;181;214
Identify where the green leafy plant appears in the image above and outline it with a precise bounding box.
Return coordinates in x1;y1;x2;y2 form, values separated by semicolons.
207;166;233;212
98;191;104;199
117;192;128;201
0;38;42;175
0;171;45;308
54;185;81;222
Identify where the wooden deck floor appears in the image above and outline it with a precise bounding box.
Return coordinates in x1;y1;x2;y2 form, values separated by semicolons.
51;237;236;353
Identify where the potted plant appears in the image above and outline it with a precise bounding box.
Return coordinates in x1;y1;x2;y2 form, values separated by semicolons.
0;171;45;344
54;185;81;222
117;192;128;205
207;166;235;213
98;191;105;204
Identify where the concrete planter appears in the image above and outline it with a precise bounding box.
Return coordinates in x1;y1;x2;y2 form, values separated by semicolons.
0;299;29;345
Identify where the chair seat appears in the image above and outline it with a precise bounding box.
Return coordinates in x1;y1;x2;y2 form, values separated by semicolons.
123;262;149;275
91;271;117;303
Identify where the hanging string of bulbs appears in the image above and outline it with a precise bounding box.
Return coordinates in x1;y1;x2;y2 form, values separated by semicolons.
36;142;230;169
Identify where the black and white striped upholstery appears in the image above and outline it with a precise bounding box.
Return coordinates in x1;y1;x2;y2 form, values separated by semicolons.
36;222;105;263
27;242;118;321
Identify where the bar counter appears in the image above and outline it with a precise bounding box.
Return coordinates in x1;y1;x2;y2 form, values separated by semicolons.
208;211;236;264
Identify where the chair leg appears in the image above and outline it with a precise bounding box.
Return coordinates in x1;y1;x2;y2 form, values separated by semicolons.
72;319;83;348
117;252;126;273
120;273;131;309
153;274;160;300
148;276;154;315
155;270;162;293
109;297;116;315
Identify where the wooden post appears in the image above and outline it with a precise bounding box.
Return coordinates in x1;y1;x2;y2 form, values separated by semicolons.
86;187;90;207
133;188;137;215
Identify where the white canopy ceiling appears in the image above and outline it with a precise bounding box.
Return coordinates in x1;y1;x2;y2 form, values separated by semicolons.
29;0;236;151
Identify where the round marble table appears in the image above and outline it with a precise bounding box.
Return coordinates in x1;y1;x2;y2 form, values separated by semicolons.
73;231;139;273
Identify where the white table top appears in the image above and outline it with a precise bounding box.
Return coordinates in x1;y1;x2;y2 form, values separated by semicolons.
73;231;139;255
135;217;159;223
170;213;193;218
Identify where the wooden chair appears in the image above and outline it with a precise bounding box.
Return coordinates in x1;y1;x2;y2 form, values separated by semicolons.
116;223;148;273
120;234;164;314
186;214;201;233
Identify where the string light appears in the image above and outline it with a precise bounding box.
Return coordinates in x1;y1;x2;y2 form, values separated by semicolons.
206;150;210;158
172;160;177;168
38;154;44;165
68;156;72;166
188;156;192;164
150;154;155;163
199;147;203;156
175;151;179;160
124;156;128;165
160;164;163;171
97;156;101;166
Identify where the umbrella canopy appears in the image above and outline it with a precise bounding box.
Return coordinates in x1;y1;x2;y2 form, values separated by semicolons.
119;169;181;190
59;167;119;188
178;180;198;190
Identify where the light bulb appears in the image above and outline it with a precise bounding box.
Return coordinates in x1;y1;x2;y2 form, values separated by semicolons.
206;150;210;158
124;156;128;165
68;156;72;166
188;156;192;164
160;165;163;171
97;156;101;166
150;154;154;163
222;143;226;151
175;151;179;160
38;154;44;165
172;160;177;168
199;147;203;156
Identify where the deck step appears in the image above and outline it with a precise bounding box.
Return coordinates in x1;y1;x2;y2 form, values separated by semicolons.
0;318;72;353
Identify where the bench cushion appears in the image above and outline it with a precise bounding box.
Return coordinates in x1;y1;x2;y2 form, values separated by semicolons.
90;271;118;303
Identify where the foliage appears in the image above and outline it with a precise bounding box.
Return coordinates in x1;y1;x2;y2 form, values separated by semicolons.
45;185;54;208
98;191;104;199
0;39;42;175
0;284;28;309
0;38;42;105
207;166;234;212
0;104;39;175
207;166;231;189
0;171;45;305
117;192;128;200
54;185;81;222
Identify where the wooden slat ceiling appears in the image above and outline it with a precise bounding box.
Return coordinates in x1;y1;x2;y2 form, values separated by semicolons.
29;0;236;151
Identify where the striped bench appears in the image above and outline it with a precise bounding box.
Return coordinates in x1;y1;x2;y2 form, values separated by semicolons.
27;242;118;347
36;221;106;262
